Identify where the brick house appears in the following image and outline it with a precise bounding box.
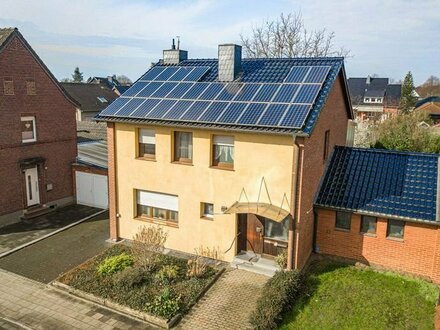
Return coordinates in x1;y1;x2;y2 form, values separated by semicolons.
315;146;440;283
0;28;77;226
97;43;353;272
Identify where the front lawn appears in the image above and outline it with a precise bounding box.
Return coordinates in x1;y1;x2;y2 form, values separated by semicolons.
58;244;219;320
280;260;439;329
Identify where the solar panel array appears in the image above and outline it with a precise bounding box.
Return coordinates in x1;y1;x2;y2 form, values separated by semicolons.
100;65;331;130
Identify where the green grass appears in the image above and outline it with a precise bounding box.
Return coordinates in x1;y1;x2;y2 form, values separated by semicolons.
280;260;438;330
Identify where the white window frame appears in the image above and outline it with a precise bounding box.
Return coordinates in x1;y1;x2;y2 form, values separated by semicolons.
136;189;178;223
21;116;37;143
138;128;156;158
201;202;214;219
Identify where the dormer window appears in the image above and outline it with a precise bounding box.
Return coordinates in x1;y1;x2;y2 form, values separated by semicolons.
364;97;370;103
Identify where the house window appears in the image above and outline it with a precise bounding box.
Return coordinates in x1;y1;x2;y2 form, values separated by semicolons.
97;96;107;103
364;97;370;103
174;131;193;163
136;190;178;224
212;135;234;169
3;79;14;95
360;215;377;235
335;211;351;230
26;80;36;95
201;202;214;219
323;130;330;161
387;219;404;239
138;128;156;158
264;217;289;242
21;116;37;143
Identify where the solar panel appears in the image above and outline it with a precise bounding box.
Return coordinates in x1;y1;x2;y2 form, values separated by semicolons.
137;82;163;97
279;104;311;128
182;83;210;99
257;103;288;126
252;84;281;102
284;66;310;83
215;83;244;101
151;82;178;98
199;83;225;100
147;99;177;119
123;82;149;97
199;102;228;122
180;101;211;121
154;67;180;81
165;82;194;98
140;67;165;81
293;84;321;104
130;99;161;118
217;103;248;124
114;98;145;116
99;97;130;116
168;67;194;81
182;66;210;81
234;84;262;101
236;103;267;125
272;84;300;103
303;66;331;83
163;100;194;120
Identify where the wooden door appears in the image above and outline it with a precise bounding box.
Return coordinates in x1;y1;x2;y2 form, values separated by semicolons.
246;214;264;254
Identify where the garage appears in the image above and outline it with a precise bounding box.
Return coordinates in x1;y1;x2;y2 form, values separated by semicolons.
75;171;108;209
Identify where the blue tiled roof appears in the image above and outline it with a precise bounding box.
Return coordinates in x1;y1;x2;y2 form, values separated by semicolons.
315;146;439;223
96;57;347;135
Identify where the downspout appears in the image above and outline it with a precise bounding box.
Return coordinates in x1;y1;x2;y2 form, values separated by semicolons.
293;139;305;270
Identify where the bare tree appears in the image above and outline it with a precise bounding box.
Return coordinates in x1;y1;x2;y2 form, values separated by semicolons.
116;75;132;85
240;12;350;58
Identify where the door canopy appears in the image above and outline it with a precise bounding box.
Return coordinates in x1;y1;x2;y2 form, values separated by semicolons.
225;201;290;222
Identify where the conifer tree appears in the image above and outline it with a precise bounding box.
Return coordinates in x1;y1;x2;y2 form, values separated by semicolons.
72;67;84;83
398;71;417;113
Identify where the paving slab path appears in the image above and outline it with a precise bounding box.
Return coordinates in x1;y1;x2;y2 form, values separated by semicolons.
178;269;268;330
0;269;155;330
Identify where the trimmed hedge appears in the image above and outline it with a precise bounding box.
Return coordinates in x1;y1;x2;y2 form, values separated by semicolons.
250;270;302;330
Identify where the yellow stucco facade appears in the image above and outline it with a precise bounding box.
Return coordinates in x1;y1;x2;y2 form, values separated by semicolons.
114;123;295;261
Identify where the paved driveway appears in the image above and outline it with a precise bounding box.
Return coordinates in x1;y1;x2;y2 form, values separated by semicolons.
0;211;111;283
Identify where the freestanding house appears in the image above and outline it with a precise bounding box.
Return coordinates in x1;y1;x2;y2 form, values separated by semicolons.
97;43;353;271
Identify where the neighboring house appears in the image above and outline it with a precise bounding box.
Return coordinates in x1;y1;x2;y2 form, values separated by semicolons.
415;96;440;124
315;146;440;283
96;43;353;271
74;121;108;209
348;76;401;122
0;28;77;225
62;82;118;121
87;75;121;89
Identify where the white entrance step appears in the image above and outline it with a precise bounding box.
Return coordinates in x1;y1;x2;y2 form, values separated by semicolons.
231;251;280;277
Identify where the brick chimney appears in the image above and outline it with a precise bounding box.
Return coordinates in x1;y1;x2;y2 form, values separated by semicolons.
163;38;188;65
218;44;242;82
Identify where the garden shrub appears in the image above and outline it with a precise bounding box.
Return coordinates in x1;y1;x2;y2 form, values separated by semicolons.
275;250;288;269
113;266;151;289
131;225;168;270
155;265;180;284
97;253;134;276
145;288;181;319
187;245;220;278
250;270;302;330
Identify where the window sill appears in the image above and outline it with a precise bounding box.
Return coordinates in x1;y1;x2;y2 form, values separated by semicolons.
386;236;404;242
134;216;178;228
360;232;377;238
22;140;37;144
200;216;214;221
136;156;156;162
210;165;234;171
334;228;351;233
172;161;193;166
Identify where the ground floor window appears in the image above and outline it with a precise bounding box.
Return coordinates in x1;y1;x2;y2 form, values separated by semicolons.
335;211;351;230
201;202;214;219
360;215;377;234
387;219;404;239
264;217;289;242
136;190;178;223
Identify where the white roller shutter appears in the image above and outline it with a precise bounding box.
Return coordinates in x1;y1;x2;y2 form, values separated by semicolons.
139;129;155;144
137;190;178;211
213;135;234;146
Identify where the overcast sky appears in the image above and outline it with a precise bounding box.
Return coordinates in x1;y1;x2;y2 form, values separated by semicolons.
1;0;439;84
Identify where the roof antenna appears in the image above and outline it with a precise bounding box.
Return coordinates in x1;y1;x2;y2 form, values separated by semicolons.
171;38;176;50
176;36;180;50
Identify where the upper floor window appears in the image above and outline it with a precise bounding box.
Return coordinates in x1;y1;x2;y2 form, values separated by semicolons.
360;215;377;235
335;211;351;230
323;130;330;161
26;80;36;95
387;219;404;239
174;131;192;163
138;128;155;159
136;189;178;224
3;79;14;95
212;135;234;169
21;116;36;143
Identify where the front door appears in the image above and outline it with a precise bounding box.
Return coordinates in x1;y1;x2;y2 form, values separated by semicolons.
246;214;264;254
25;166;40;207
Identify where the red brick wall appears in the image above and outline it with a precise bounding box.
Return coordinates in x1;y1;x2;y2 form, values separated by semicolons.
316;208;440;283
0;35;77;216
294;74;351;269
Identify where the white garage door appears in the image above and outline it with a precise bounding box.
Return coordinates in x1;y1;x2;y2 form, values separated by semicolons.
75;171;108;209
